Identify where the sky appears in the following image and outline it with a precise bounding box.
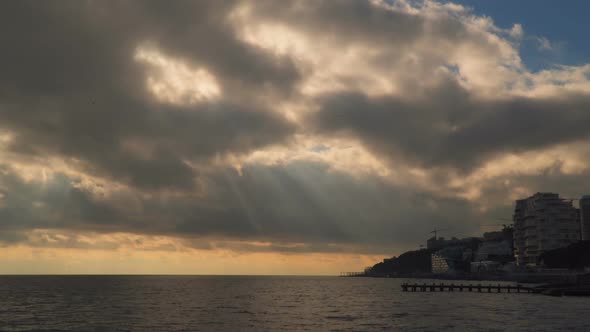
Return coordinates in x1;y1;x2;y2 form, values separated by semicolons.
0;0;589;275
450;0;590;70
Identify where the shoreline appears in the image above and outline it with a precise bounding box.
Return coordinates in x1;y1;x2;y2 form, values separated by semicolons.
342;271;585;284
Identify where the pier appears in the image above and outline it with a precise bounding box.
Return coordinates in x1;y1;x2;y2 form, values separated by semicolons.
401;282;534;293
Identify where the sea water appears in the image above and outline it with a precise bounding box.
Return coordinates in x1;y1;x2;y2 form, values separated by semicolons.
0;275;588;331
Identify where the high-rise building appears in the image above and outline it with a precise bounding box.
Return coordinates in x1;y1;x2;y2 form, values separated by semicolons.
580;195;590;241
513;192;581;265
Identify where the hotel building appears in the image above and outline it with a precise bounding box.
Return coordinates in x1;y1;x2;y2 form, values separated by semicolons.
513;192;580;265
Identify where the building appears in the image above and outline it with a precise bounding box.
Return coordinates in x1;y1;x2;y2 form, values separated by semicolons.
427;236;480;250
475;228;513;262
513;192;581;266
427;236;447;250
431;252;450;274
580;195;590;241
431;247;473;274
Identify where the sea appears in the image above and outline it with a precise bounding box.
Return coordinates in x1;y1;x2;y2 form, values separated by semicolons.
0;275;588;331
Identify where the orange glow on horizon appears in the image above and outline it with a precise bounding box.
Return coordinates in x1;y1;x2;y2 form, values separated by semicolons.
0;245;382;276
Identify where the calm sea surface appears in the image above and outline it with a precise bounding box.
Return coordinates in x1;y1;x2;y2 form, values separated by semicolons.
0;275;588;331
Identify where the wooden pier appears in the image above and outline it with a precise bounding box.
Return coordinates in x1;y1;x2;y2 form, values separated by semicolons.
401;282;535;294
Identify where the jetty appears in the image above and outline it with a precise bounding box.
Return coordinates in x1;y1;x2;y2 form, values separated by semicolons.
401;282;534;293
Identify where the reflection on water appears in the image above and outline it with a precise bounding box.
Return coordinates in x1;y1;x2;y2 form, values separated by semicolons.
0;276;588;331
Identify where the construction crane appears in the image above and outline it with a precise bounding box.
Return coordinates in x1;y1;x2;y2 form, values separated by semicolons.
430;227;450;240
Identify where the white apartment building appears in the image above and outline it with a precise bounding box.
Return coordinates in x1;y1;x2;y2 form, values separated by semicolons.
580;195;590;241
513;192;580;265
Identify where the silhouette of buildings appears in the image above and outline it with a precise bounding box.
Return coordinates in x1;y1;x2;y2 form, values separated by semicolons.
431;246;474;274
365;191;590;277
427;236;475;250
580;195;590;241
513;192;581;266
428;237;481;274
475;227;514;263
431;251;451;273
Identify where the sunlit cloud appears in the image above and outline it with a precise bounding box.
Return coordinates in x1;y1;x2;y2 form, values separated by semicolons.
135;45;222;105
232;8;398;97
234;135;392;179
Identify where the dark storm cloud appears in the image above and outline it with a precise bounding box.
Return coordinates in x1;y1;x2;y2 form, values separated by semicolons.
478;164;590;206
0;166;125;232
0;1;298;191
1;0;590;255
0;161;483;252
312;87;590;171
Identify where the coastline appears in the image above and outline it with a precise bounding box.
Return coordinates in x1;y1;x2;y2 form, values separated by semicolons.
341;270;584;285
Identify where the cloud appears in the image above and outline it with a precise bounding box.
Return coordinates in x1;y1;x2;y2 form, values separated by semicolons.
509;24;524;40
0;0;589;258
0;1;297;192
0;160;485;253
535;36;554;51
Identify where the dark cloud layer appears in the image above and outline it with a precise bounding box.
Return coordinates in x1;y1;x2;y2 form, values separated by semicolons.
0;162;483;253
0;0;589;254
313;87;590;171
0;1;297;191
